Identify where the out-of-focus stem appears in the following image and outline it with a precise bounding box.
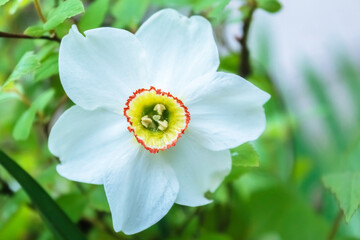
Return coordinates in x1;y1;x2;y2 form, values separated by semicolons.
327;210;343;240
238;1;257;78
34;0;46;23
0;31;60;42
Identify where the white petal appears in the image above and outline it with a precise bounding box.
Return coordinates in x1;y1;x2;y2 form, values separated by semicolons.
135;9;219;94
59;26;148;112
163;136;231;207
104;149;179;234
185;72;270;151
48;106;134;184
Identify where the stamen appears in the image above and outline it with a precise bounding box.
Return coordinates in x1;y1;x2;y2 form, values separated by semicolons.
154;104;166;115
157;120;168;131
141;115;153;128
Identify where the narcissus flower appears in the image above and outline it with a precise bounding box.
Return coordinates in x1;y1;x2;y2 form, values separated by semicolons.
48;9;269;234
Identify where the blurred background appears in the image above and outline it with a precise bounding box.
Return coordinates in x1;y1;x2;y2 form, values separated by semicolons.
1;0;360;239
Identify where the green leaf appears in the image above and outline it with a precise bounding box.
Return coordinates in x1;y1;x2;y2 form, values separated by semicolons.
35;53;59;82
12;89;55;140
24;25;46;37
0;0;10;6
112;0;148;29
3;51;41;88
56;194;87;222
32;88;55;112
78;0;109;31
89;186;110;212
322;172;360;222
0;151;86;240
0;91;20;102
257;0;282;13
231;142;260;167
44;0;84;31
12;107;37;141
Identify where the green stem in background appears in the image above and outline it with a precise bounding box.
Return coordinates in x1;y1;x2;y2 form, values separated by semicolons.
0;31;60;42
238;1;257;78
0;151;86;240
327;210;343;240
34;0;47;23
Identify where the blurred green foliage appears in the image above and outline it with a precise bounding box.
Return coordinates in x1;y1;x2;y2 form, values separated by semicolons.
0;0;360;240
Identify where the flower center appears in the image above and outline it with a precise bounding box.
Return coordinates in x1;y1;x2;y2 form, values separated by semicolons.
124;87;190;153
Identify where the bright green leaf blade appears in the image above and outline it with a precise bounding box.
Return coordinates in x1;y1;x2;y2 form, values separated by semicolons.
44;0;84;31
12;89;55;141
12;108;37;141
56;194;87;222
0;151;86;240
112;0;148;29
231;142;260;167
24;25;46;37
78;0;109;31
3;51;41;88
257;0;282;13
0;91;20;102
35;54;59;82
32;88;55;111
322;172;360;222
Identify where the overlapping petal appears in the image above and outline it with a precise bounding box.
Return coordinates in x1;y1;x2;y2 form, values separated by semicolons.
164;136;231;206
59;26;148;112
184;72;270;151
104;149;179;234
48;106;134;184
135;9;219;95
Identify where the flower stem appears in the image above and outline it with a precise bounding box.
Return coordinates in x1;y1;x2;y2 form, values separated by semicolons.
327;210;343;240
34;0;46;23
238;1;257;78
0;31;60;42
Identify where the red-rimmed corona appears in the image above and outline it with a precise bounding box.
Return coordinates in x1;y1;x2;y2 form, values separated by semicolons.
124;87;190;153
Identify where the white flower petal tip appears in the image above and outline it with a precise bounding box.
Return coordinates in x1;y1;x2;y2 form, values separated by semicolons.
59;24;148;112
135;8;219;94
104;151;179;234
185;72;270;151
50;8;271;235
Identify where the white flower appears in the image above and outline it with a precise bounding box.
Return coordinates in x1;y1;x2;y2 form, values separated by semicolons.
48;9;270;234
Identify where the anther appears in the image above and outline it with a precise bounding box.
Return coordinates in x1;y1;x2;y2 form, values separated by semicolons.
154;104;166;115
141;115;153;128
157;120;168;131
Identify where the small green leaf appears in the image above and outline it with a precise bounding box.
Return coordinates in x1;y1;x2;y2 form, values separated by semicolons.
322;172;360;222
231;142;260;167
78;0;109;31
0;91;20;102
112;0;148;29
24;25;46;37
54;19;73;38
3;51;41;88
89;186;110;212
12;89;55;141
44;0;84;31
0;0;10;6
35;53;59;82
56;194;87;222
12;107;37;141
0;151;86;240
32;88;55;112
257;0;282;13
